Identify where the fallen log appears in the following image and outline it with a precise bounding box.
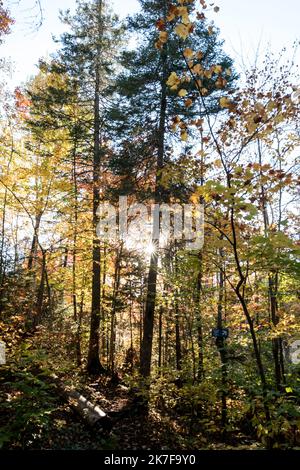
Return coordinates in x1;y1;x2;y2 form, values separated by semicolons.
67;389;112;430
47;372;112;431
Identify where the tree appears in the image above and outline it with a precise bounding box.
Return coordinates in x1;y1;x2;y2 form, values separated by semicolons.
109;0;235;381
165;0;300;432
56;0;121;374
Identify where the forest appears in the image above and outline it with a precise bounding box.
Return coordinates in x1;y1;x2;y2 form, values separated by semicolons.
0;0;300;453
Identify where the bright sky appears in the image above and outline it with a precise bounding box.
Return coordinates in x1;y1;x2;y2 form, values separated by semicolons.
1;0;300;88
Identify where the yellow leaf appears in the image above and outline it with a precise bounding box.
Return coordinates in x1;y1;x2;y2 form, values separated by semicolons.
175;23;189;40
267;100;277;112
183;48;194;58
214;65;223;74
177;6;190;25
181;130;188;141
190;193;199;204
167;12;176;21
159;31;168;43
178;88;188;97
193;64;203;75
246;120;258;134
166;72;180;90
220;97;231;108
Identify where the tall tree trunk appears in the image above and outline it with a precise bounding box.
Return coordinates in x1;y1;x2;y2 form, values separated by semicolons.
101;244;108;365
87;0;104;374
140;29;168;379
195;141;205;381
72;140;82;367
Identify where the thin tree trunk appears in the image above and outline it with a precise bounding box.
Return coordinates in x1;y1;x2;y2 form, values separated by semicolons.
195;254;204;381
257;139;283;389
216;251;227;431
158;305;163;373
0;129;14;283
226;163;270;420
27;213;42;270
34;250;47;327
174;252;182;372
109;248;122;374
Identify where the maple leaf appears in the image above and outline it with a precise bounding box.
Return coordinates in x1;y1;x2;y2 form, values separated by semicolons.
183;48;194;58
214;65;223;74
193;64;203;75
220;97;231;108
159;31;168;43
177;6;190;25
215;77;227;89
181;130;188;141
167;5;178;22
175;23;188;40
14;87;31;118
156;19;165;31
204;69;212;79
178;89;188;97
197;12;206;21
166;72;181;90
185;98;193;108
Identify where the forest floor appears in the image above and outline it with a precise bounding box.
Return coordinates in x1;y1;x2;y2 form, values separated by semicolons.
0;361;264;451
